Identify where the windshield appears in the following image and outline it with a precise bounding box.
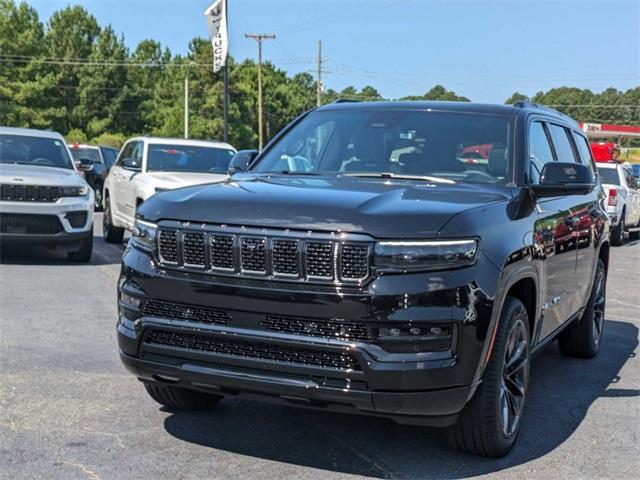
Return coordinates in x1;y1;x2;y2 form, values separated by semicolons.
70;147;101;164
597;167;620;185
253;109;513;184
0;134;74;169
147;144;235;174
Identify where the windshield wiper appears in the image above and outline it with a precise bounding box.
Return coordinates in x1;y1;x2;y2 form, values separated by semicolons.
340;172;454;184
263;171;323;176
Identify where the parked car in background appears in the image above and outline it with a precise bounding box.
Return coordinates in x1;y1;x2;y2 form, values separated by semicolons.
117;101;610;457
103;137;235;244
590;142;621;163
596;162;640;244
0;127;94;261
68;144;119;210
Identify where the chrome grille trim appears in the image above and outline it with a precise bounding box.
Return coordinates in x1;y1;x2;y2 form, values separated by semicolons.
155;223;373;285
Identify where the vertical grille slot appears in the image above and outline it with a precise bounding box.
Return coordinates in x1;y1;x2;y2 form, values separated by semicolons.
272;239;299;276
210;234;235;270
306;242;334;279
340;244;369;281
241;237;267;273
183;232;206;267
158;230;178;264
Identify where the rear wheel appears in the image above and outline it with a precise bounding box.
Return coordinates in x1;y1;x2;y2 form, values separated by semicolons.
103;193;124;244
448;297;530;457
558;258;606;358
93;182;103;211
143;383;224;411
611;214;625;246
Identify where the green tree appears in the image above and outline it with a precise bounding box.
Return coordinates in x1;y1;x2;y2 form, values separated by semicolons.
402;85;470;102
505;92;529;104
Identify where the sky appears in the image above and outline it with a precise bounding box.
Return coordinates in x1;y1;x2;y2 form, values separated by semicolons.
26;0;640;103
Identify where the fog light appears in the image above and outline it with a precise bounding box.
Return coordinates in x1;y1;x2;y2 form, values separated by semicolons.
120;292;141;309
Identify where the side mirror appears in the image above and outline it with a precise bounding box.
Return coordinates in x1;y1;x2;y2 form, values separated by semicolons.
228;150;259;174
75;158;94;172
122;157;141;171
532;162;594;197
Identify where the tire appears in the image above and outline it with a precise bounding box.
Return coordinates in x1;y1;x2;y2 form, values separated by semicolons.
143;383;224;411
558;258;606;358
67;229;93;262
448;297;530;457
611;214;625;246
93;182;103;212
103;193;125;244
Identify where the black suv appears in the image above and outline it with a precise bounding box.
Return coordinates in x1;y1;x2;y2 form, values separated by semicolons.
117;101;609;457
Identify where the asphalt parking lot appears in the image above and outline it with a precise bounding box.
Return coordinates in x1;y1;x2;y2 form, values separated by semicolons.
1;215;638;480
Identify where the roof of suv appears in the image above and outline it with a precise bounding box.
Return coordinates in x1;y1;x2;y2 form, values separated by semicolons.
0;126;65;139
129;137;235;150
317;100;576;126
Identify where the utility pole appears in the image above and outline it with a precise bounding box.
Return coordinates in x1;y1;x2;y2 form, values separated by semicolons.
316;40;323;107
245;33;275;150
184;73;189;139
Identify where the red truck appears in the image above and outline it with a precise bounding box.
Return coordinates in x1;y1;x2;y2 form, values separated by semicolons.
590;142;622;163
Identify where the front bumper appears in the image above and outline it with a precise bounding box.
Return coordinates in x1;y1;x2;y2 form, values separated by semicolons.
118;245;499;424
0;195;94;244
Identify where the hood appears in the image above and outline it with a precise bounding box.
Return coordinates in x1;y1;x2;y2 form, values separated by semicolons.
0;163;84;186
143;171;228;189
139;175;510;239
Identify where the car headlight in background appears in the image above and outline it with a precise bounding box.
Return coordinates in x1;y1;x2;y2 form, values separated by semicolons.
60;185;89;197
373;239;478;271
132;219;158;251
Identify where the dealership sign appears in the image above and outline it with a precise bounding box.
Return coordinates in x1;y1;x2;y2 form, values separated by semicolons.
204;0;228;73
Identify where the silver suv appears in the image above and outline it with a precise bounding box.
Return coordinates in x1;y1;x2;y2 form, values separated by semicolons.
0;127;94;261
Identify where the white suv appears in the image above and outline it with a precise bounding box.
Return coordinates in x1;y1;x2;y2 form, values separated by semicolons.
0;127;94;261
596;162;640;245
103;137;235;243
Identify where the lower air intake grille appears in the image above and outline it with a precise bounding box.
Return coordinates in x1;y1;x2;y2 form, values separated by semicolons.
142;299;230;325
145;330;361;371
0;213;62;234
263;314;372;342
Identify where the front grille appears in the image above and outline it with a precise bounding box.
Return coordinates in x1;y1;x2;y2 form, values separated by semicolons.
158;230;178;263
306;242;334;278
144;330;361;371
341;244;370;280
263;314;372;342
272;239;299;276
142;299;230;325
0;213;63;234
0;184;61;202
183;232;205;266
241;237;267;272
156;226;371;284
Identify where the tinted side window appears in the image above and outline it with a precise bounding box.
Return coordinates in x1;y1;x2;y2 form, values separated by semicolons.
529;121;555;184
132;142;144;161
548;124;577;163
115;142;135;167
572;132;597;177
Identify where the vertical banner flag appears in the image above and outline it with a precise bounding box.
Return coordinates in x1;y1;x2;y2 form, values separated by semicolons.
204;0;228;73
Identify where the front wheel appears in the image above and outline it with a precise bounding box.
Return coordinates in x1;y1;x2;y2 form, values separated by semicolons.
558;258;606;358
144;383;224;411
103;194;124;244
448;297;530;457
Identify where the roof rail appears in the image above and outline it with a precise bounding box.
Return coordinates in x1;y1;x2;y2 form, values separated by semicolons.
513;100;575;123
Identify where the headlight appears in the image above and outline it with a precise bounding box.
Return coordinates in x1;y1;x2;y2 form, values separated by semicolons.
373;239;478;271
132;219;158;251
60;185;89;197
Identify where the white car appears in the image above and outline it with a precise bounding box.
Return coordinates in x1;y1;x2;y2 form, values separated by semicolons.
596;162;640;245
0;127;94;261
103;137;235;243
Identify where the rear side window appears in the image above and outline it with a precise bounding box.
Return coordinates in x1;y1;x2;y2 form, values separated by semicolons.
529;121;555;184
596;167;621;186
547;124;577;163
